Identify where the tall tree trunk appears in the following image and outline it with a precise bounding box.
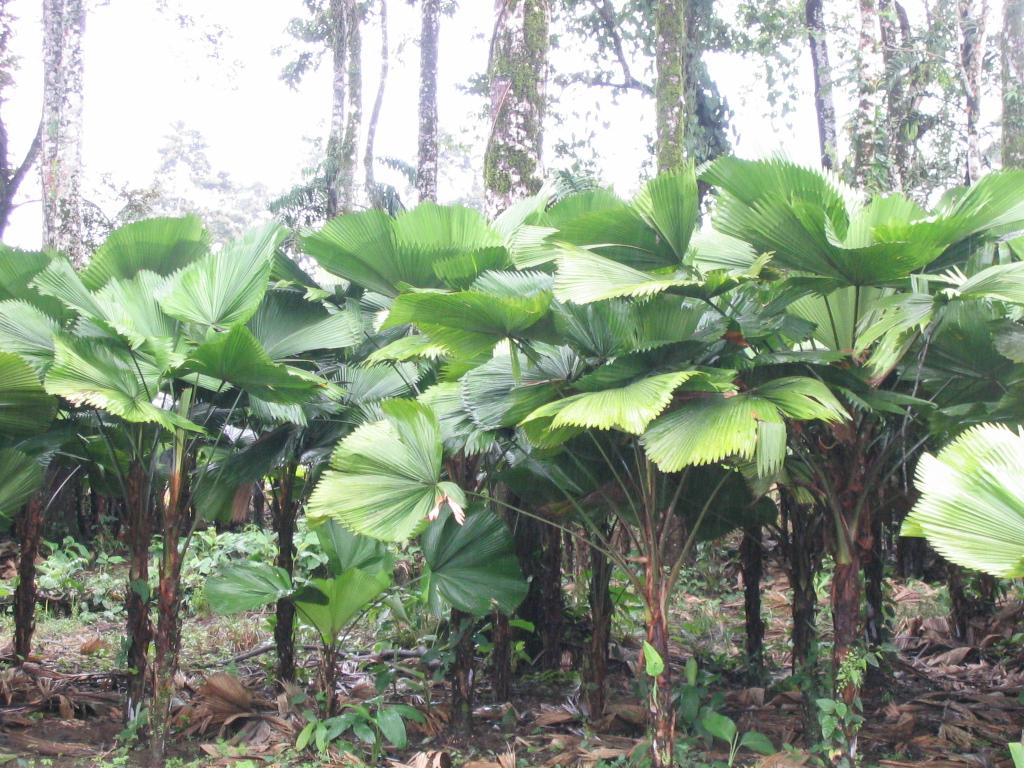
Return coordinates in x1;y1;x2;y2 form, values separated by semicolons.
41;0;85;264
862;509;886;650
483;0;549;217
150;455;193;763
417;0;440;202
740;525;765;682
364;0;388;206
13;494;44;660
958;0;989;183
1002;0;1023;167
852;0;884;187
805;0;838;169
655;0;686;173
878;0;908;188
124;461;152;725
583;538;613;719
326;0;362;216
514;514;563;669
682;0;729;170
272;464;298;683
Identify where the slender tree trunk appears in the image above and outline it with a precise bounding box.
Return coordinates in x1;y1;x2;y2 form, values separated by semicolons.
364;0;388;206
879;0;907;188
13;494;44;660
272;464;298;683
326;0;362;217
805;0;838;169
491;610;511;701
449;609;475;736
583;538;613;719
483;0;549;217
150;456;193;763
41;0;85;264
1001;0;1023;167
655;0;686;173
643;556;674;768
417;0;440;202
513;512;563;669
852;0;884;187
862;511;886;650
780;490;822;737
958;0;989;183
124;461;152;725
740;525;765;682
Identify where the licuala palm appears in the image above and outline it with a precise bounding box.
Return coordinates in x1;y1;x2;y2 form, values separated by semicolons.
702;156;1024;726
7;216;348;761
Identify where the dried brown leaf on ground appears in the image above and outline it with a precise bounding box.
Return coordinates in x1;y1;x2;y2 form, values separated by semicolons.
2;731;94;757
389;750;452;768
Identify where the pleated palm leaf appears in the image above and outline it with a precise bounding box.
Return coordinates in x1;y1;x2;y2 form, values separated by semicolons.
901;424;1024;578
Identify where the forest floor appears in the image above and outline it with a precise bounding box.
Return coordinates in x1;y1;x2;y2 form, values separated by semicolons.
0;544;1022;768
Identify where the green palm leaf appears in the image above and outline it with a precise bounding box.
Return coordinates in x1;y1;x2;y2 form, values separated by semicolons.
307;399;464;541
421;506;527;616
183;326;322;404
0;301;60;374
314;519;392;574
160;223;283;327
205;562;293;614
79;216;208;290
0;352;57;435
248;290;362;359
642;377;846;474
901;423;1024;577
293;568;393;644
0;449;44;520
553;246;696;304
44;336;200;432
523;370;704;435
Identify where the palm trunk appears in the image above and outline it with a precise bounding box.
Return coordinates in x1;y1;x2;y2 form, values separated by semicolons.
780;489;822;736
272;464;298;683
852;0;884;187
805;0;838;169
491;611;511;701
416;0;439;202
13;493;44;660
740;525;765;682
124;461;152;724
583;539;613;719
643;556;674;768
449;609;475;736
149;458;193;762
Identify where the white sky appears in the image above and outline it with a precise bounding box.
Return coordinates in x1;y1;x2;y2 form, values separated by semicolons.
3;0;838;250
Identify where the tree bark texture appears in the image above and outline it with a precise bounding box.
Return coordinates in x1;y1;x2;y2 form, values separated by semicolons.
655;0;686;173
852;0;884;188
514;514;563;670
484;0;548;217
41;0;85;264
1002;0;1023;167
958;0;989;183
805;0;838;169
13;494;44;660
326;0;362;216
740;525;765;681
683;0;730;168
417;0;439;202
644;557;675;768
124;461;153;724
364;0;388;205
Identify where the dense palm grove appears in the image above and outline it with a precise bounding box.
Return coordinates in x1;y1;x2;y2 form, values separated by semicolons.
1;157;1023;767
